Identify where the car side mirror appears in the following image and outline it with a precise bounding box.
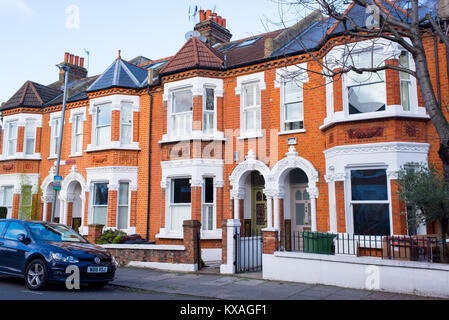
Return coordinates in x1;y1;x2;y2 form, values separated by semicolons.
17;234;30;244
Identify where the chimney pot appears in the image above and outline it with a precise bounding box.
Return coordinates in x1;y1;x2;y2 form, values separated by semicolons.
222;18;227;28
69;54;74;64
80;57;85;68
206;9;212;19
74;55;79;66
64;52;70;63
199;9;205;22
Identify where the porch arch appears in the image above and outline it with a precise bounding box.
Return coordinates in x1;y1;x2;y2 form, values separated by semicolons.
270;146;320;231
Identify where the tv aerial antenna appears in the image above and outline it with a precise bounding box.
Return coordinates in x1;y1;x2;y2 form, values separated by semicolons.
83;48;90;73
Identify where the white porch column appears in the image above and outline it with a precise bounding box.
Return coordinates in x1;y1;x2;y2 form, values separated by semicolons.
325;175;337;233
266;195;273;229
273;196;280;230
42;200;48;222
233;196;240;220
307;187;319;232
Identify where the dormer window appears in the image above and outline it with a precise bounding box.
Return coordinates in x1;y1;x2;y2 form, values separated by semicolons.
346;50;386;115
170;89;193;137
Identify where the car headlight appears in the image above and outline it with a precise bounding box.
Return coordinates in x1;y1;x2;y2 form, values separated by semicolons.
51;252;79;264
111;255;118;266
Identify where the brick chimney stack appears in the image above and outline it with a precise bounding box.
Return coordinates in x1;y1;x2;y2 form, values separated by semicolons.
59;52;88;83
194;9;232;46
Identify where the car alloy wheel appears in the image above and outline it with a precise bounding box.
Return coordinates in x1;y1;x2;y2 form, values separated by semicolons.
25;260;47;290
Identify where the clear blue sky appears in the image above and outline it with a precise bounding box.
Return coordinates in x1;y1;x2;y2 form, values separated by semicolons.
0;0;300;103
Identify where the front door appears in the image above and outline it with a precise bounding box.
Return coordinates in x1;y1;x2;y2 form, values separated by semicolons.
291;187;311;234
251;188;267;235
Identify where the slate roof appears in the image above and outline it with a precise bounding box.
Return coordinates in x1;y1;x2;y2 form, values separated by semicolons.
159;36;224;74
87;57;148;92
1;81;62;111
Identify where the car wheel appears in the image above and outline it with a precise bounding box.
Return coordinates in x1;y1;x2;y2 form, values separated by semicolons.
88;281;108;289
25;259;48;291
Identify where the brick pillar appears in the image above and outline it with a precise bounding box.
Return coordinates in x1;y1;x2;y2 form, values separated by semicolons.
130;190;137;228
183;220;201;270
263;229;279;254
35;127;42;153
335;181;346;233
111;109;120;141
12;194;20;219
191;186;202;222
390;179;407;235
385;59;401;106
107;188;118;228
16;126;25;153
46;202;52;222
220;219;240;274
66;202;73;227
87;224;104;244
83;191;90;226
333;69;343;112
192;96;202;130
216;184;224;230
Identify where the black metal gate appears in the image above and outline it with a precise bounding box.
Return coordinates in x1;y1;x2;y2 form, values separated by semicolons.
234;230;263;273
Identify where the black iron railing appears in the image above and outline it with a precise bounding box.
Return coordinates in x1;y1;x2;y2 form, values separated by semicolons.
278;231;446;263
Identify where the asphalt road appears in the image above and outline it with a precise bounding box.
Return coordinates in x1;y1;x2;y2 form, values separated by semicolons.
0;275;205;300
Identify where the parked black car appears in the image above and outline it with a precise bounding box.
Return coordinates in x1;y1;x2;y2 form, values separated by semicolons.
0;219;116;290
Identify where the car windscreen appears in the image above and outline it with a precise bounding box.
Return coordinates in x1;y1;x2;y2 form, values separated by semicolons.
28;223;87;243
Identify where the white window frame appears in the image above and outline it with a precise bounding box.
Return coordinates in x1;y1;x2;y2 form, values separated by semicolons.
169;88;193;139
5;120;18;157
91;182;109;226
117;182;130;230
49;117;61;158
120;103;133;146
399;50;412;112
24;120;36;156
344;48;387;116
93;103;112;147
281;77;304;133
169;177;192;233
71;113;84;156
345;166;393;238
202;87;216;135
0;186;14;219
201;177;216;232
241;81;261;135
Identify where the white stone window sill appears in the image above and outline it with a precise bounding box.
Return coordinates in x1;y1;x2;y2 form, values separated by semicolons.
278;129;306;135
69;153;83;158
159;131;226;144
0;154;42;161
200;229;222;239
155;232;184;240
85;144;141;153
47;156;57;160
320;105;429;130
237;131;264;140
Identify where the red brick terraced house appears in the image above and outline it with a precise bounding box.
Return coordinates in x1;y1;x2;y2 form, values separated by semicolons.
0;4;447;262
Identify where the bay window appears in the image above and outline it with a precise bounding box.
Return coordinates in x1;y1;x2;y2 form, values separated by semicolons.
203;88;215;134
95;104;111;146
117;182;129;230
171;89;193;137
202;178;214;231
24;120;36;155
350;169;390;235
282;79;304;131
71;113;83;155
92;183;108;225
346;50;386;115
6;121;18;156
120;103;133;145
242;82;261;134
170;178;191;232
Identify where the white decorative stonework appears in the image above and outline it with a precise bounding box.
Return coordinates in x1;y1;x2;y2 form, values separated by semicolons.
229;149;271;193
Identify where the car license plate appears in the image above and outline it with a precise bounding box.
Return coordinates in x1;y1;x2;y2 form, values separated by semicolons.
87;266;108;273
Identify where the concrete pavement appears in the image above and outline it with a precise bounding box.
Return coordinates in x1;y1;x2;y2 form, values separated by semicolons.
112;266;436;300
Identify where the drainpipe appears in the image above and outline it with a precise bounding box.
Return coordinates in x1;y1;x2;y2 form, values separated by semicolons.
146;86;153;241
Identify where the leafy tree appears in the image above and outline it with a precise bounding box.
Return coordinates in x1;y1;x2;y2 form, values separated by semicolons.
398;163;449;262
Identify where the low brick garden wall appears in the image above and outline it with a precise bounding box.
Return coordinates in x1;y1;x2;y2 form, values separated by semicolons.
101;220;202;272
